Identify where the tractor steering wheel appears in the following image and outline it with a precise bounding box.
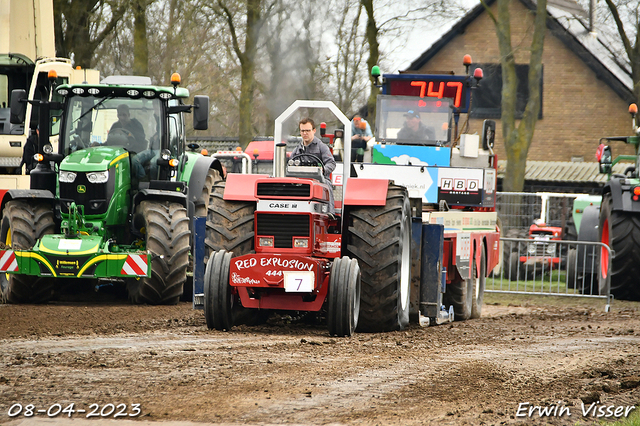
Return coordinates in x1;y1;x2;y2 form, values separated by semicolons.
288;153;325;175
104;128;136;147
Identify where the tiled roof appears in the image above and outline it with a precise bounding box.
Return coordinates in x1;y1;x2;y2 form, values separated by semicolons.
406;0;634;103
497;159;629;183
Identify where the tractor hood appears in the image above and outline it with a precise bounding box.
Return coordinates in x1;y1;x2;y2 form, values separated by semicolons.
61;146;129;172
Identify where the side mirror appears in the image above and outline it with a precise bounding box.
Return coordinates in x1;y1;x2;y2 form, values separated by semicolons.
596;144;612;174
481;120;495;150
10;89;27;124
193;95;209;130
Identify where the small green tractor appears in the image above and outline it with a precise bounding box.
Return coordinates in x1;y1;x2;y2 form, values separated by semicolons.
0;73;224;304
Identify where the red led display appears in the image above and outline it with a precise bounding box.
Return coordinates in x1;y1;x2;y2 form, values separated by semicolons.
387;77;469;110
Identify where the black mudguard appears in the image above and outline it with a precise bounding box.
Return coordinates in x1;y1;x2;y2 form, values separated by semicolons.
187;156;224;208
2;189;56;210
604;179;640;212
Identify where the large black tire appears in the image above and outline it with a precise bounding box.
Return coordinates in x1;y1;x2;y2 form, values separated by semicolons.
0;200;55;303
183;168;219;302
195;169;219;218
507;251;522;281
470;243;486;319
206;178;255;258
444;244;479;321
204;250;234;331
327;256;361;337
502;228;527;277
205;177;260;324
345;185;411;332
127;201;190;305
598;194;640;300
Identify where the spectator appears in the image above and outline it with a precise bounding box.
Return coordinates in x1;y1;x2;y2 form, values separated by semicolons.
350;115;373;162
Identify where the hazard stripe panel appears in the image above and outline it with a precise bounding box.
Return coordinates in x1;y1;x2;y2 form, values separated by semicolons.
0;250;18;272
121;254;148;276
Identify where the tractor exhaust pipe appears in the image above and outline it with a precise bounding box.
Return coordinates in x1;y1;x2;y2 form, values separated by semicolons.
274;142;287;177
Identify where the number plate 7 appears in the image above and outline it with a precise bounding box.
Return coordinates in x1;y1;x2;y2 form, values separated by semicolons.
284;271;315;292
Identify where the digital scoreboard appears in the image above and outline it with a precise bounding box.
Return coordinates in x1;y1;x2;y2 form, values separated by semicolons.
383;74;472;113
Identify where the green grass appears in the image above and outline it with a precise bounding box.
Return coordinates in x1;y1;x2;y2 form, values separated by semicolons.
488;269;599;295
607;407;640;426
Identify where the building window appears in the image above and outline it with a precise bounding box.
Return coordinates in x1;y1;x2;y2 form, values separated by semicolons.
470;63;543;119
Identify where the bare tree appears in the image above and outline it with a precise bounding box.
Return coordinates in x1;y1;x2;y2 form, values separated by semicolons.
53;0;127;68
133;0;150;75
481;0;547;192
207;0;277;148
359;0;470;130
602;0;640;105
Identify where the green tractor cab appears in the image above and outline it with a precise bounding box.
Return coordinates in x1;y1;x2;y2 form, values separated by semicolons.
0;74;223;304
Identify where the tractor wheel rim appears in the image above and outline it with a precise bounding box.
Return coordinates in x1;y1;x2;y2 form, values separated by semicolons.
601;218;609;278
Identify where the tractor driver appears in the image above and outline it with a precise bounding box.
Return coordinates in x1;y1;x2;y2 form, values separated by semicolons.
109;104;146;152
292;118;336;213
397;110;435;143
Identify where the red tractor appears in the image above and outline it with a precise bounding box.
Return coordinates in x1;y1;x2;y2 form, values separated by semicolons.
203;101;410;336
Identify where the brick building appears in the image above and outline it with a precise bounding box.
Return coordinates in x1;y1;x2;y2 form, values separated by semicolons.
404;0;635;170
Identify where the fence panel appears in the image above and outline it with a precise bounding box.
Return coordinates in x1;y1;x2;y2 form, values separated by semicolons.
488;237;612;311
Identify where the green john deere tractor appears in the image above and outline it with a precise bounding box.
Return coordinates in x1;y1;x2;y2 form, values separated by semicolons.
0;74;224;304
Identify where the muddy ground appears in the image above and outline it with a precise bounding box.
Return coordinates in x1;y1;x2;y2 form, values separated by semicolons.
1;293;639;426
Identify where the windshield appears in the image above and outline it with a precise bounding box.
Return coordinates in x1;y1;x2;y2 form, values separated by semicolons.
62;96;161;156
375;95;452;146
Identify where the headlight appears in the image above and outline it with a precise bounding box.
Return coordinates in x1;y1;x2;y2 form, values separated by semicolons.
546;244;556;255
258;237;274;247
293;238;309;248
43;144;54;154
86;171;109;184
527;243;536;254
59;171;77;183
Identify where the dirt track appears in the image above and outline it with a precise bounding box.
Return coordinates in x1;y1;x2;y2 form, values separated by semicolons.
1;295;639;426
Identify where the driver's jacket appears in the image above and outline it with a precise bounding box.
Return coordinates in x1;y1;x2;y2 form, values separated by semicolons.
290;136;336;181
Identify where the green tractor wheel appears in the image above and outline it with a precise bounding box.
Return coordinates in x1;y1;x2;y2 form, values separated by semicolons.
0;200;56;303
127;200;190;305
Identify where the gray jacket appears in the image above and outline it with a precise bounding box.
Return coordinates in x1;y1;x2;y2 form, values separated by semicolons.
291;136;336;181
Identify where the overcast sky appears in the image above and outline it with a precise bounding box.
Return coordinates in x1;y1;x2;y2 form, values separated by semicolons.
383;0;480;72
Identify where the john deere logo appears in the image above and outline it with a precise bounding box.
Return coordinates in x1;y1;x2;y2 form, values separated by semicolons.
77;185;86;193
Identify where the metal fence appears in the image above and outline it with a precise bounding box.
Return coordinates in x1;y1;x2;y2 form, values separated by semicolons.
492;192;612;310
496;191;582;235
488;237;612;311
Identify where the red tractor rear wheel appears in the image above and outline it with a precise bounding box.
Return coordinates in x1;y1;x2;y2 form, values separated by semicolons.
345;184;411;332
